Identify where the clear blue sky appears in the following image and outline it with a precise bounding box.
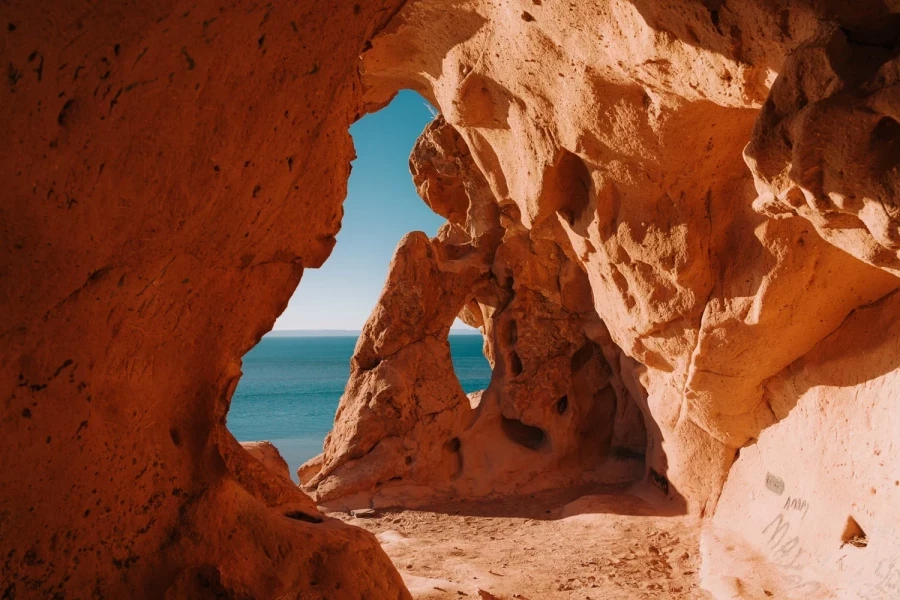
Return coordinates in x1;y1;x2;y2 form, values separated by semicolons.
274;91;471;331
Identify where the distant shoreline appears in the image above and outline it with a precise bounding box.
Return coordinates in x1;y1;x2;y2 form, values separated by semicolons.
266;329;482;337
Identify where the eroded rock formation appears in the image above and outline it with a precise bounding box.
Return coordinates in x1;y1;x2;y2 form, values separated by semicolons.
2;0;899;598
302;118;646;509
1;1;412;598
308;0;900;595
347;0;900;522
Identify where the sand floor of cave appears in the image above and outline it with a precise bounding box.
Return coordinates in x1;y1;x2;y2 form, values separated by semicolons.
329;484;712;600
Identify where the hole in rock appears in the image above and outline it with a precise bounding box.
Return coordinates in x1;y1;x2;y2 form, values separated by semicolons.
284;510;323;524
540;148;592;226
445;437;464;478
556;395;568;415
440;242;475;260
841;516;868;548
871;116;900;171
570;339;601;373
226;91;493;482
357;355;382;372
509;350;523;376
575;386;618;461
613;446;646;460
501;416;547;450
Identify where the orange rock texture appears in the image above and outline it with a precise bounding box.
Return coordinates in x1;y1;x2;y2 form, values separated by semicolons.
2;1;899;599
1;0;411;598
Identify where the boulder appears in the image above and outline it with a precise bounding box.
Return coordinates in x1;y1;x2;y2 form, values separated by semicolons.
241;440;292;482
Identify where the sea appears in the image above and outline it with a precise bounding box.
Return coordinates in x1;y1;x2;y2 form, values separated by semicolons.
227;334;492;479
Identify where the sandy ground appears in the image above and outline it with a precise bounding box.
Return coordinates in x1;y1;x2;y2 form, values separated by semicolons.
328;484;713;600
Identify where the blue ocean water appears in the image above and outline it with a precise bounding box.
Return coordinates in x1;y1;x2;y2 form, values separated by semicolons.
227;334;492;478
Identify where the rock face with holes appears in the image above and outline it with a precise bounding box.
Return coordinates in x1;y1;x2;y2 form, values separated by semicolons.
302;118;647;508
3;0;900;598
350;0;900;508
0;0;412;598
310;0;900;596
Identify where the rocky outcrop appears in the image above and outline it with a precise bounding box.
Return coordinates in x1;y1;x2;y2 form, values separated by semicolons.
347;0;900;521
310;0;900;596
747;26;900;278
302;118;647;508
241;440;293;482
2;0;900;598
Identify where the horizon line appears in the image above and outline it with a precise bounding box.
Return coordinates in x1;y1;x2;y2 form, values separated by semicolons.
266;327;482;335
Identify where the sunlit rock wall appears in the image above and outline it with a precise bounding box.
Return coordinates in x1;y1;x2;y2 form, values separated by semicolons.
0;0;412;597
313;0;900;597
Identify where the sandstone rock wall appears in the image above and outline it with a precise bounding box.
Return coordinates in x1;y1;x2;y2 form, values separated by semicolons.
322;0;900;519
2;0;899;598
701;287;900;599
747;26;900;277
0;0;412;597
312;0;900;595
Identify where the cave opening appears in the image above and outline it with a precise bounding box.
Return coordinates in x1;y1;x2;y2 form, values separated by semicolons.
225;90;492;481
222;83;650;511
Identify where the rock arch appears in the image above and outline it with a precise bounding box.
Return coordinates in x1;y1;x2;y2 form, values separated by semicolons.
2;0;899;598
